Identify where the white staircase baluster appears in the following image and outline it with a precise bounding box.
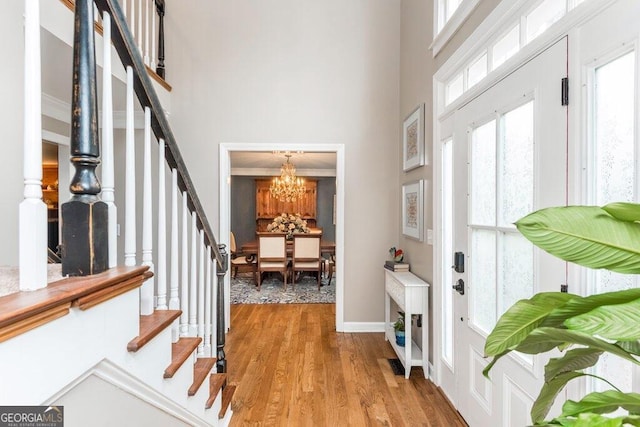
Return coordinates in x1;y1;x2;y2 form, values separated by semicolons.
197;230;205;356
101;12;117;269
144;0;150;65
169;169;180;309
122;0;127;19
156;139;167;310
189;213;198;336
212;256;217;357
204;246;212;356
151;1;156;69
129;0;135;48
137;0;143;53
141;107;155;315
169;169;180;341
124;66;137;268
180;191;189;336
20;0;47;291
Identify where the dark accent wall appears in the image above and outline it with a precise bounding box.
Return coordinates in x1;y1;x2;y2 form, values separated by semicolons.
230;176;336;249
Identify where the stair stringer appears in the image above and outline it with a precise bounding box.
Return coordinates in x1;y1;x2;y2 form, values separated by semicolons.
44;358;211;427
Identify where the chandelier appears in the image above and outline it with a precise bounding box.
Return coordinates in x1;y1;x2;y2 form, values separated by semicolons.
270;153;306;202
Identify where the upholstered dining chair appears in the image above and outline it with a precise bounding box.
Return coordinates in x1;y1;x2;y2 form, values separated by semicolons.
257;232;288;291
291;234;322;290
230;231;251;279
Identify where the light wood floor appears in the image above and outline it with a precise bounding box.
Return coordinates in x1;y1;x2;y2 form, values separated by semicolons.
225;303;467;426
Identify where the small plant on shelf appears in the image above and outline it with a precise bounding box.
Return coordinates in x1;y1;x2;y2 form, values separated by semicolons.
393;312;406;347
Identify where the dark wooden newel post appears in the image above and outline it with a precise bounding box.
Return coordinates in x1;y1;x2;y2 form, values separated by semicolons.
155;0;166;79
216;244;229;373
61;0;108;276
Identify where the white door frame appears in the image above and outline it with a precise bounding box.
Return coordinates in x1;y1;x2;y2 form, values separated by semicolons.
219;142;346;332
432;0;617;391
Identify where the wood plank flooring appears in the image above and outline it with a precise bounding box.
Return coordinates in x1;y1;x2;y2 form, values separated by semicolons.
226;304;467;426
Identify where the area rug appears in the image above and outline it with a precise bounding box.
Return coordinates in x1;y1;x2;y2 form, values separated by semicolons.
230;271;335;304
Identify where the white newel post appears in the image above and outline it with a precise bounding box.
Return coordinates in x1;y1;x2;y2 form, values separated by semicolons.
101;12;117;269
189;213;198;336
124;66;137;268
180;192;189;336
141;107;155;315
204;246;212;357
156;139;167;310
20;0;47;291
197;230;205;355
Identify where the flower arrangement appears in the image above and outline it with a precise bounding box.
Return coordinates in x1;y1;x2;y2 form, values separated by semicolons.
266;213;310;238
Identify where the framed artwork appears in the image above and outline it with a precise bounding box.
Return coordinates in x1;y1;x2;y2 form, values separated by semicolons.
402;104;425;171
402;180;424;241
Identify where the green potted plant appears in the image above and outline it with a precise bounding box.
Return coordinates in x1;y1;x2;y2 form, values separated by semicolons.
484;202;640;426
393;312;405;347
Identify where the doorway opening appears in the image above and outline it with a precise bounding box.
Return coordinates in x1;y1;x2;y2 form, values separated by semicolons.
219;143;346;332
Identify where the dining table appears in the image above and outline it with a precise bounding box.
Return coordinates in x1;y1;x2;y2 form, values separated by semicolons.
239;239;336;286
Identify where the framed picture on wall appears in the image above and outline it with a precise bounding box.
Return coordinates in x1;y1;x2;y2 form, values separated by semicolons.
402;104;425;171
402;180;424;241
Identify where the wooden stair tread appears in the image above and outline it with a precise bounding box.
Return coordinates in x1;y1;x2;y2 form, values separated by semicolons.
188;357;216;396
219;384;236;419
127;310;181;352
205;373;227;409
164;337;202;378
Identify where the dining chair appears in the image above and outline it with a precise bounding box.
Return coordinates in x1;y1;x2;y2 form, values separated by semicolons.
324;255;335;283
230;231;251;279
291;234;322;290
257;232;289;291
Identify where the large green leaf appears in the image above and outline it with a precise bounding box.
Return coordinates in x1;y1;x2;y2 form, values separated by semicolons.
532;371;585;424
515;328;639;364
617;341;640;356
482;350;509;379
543;289;640;328
549;413;640;427
565;299;640;341
515;206;640;273
485;293;574;356
561;391;640;417
544;348;603;382
603;202;640;222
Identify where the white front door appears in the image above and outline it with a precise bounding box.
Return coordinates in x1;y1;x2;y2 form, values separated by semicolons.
439;38;568;426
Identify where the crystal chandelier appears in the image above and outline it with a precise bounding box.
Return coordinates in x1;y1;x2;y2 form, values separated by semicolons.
270;154;306;202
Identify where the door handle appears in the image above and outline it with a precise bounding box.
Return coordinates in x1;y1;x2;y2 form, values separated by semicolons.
453;279;465;295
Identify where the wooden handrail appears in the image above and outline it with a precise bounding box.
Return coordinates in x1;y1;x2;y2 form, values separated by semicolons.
93;0;224;270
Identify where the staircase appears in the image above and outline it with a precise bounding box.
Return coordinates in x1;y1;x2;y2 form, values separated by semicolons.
0;267;232;425
0;0;235;424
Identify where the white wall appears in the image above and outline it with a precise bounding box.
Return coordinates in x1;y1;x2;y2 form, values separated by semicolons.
0;2;26;266
165;0;401;323
54;375;189;427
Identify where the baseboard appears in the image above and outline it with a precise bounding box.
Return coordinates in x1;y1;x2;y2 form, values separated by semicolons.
342;322;385;333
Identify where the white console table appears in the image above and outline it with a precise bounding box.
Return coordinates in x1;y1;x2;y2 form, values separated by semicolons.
384;268;430;379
